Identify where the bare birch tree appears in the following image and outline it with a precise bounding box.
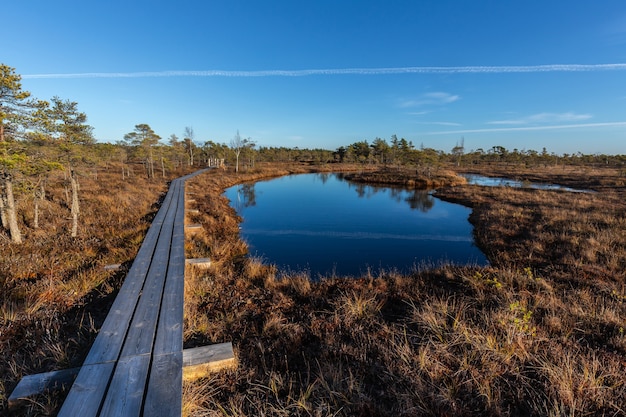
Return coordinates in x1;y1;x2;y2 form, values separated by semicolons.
183;126;196;166
230;130;253;173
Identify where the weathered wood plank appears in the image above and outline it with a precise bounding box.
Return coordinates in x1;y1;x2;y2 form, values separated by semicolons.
153;182;185;356
119;209;174;358
56;363;115;417
185;224;202;231
8;367;79;408
98;354;151;417
186;258;212;268
143;352;183;416
8;345;231;408
143;180;186;415
182;342;237;381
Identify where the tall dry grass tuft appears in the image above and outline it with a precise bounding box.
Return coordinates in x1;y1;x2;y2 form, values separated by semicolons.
335;290;385;326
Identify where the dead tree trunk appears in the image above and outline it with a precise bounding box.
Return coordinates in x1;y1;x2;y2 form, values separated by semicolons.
33;196;39;229
33;177;45;229
0;187;7;229
70;168;80;237
1;171;22;243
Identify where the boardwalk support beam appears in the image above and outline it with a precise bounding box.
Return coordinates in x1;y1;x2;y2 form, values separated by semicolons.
8;344;236;409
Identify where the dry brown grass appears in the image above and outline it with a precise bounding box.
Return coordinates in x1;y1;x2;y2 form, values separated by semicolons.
2;161;625;416
343;166;466;188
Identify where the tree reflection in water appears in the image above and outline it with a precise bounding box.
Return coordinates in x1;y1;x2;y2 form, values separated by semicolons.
234;183;257;211
405;190;434;212
340;175;435;213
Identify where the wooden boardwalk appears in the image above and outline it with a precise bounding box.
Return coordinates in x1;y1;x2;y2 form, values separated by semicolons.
9;170;234;416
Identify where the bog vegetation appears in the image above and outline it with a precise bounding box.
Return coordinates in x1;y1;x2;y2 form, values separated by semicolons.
1;63;626;415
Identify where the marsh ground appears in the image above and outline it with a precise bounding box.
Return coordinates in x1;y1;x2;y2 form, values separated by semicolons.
2;162;625;416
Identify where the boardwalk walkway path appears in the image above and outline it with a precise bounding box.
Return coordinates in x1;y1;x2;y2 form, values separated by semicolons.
42;169;213;416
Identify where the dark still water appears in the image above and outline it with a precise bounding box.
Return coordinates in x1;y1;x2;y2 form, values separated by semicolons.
224;173;487;278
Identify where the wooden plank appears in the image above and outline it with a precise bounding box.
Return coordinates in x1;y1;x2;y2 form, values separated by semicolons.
183;342;235;367
185;224;202;233
98;354;151;417
143;352;183;416
153;182;185;356
186;258;212;268
56;363;115;417
8;367;79;408
119;186;177;358
144;181;185;416
182;343;237;381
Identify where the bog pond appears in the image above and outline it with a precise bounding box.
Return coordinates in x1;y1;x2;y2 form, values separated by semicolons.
461;173;589;192
224;173;487;278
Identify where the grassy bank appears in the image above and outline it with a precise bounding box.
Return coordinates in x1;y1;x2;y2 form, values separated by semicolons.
2;162;625;415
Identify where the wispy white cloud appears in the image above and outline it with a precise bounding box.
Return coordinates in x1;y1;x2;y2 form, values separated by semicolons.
22;63;626;79
423;121;626;135
488;112;593;125
399;92;460;108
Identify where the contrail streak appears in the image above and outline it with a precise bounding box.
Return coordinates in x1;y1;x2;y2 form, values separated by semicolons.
22;64;626;79
424;122;626;135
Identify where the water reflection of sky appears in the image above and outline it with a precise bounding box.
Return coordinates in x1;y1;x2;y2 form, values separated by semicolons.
461;174;588;193
225;173;488;278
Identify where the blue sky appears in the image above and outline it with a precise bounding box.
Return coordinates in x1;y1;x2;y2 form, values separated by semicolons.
4;0;626;154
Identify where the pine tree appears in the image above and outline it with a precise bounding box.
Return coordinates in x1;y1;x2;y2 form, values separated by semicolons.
0;64;40;243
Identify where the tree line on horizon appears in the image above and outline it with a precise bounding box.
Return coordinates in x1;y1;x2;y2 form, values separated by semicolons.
2;63;625;244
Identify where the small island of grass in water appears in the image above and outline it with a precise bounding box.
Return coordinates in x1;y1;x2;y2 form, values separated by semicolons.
342;167;467;189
